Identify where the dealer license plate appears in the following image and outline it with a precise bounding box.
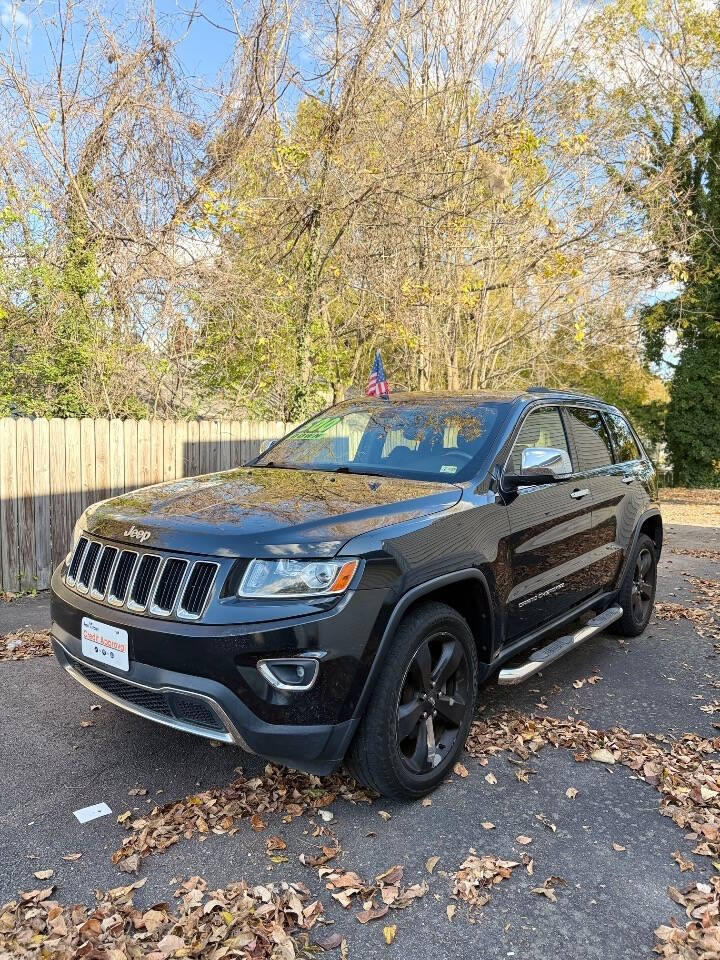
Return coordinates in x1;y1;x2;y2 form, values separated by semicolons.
81;617;129;672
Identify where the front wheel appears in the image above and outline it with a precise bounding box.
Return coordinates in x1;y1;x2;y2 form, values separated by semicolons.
346;601;478;798
613;533;658;636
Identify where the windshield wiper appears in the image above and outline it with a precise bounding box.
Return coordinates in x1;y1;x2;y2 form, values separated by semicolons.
332;465;387;478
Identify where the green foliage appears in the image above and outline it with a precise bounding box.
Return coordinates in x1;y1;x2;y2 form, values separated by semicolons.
665;333;720;486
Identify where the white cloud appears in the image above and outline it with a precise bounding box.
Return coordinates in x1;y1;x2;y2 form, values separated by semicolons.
1;1;30;31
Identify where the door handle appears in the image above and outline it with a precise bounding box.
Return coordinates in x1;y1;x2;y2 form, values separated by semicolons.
570;488;590;499
622;476;635;484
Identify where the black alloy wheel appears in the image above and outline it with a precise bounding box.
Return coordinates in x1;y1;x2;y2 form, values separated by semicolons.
346;601;479;798
613;532;658;637
396;631;470;775
630;546;655;625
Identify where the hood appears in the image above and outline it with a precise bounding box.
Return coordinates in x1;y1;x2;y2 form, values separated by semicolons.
81;467;462;557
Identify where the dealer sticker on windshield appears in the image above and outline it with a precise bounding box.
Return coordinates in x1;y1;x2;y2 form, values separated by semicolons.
81;617;129;672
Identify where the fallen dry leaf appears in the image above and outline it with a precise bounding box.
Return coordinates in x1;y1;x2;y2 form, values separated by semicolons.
356;905;388;924
378;811;392;822
453;762;469;779
612;843;626;852
672;851;695;873
484;772;497;785
565;787;579;800
590;748;616;765
481;821;495;830
425;856;440;874
32;871;53;881
383;924;397;944
515;836;533;846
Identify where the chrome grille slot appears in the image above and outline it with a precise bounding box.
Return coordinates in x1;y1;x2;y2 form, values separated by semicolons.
128;555;161;611
76;541;101;592
67;538;88;585
150;558;188;615
91;546;117;598
178;562;219;619
108;550;138;605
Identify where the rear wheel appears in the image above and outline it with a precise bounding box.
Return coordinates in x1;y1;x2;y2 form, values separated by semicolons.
346;602;478;798
613;533;657;636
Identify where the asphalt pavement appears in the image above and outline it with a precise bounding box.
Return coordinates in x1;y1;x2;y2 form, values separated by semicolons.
1;521;719;959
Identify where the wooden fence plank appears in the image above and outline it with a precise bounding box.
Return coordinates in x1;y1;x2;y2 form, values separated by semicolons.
95;418;110;501
137;420;151;488
109;419;124;496
80;418;96;513
33;419;51;589
0;418;19;592
209;420;220;472
124;419;138;492
239;420;250;465
230;421;242;468
15;418;36;591
48;418;67;570
64;418;83;551
174;421;186;478
151;420;164;484
198;420;210;475
187;421;200;477
163;421;176;483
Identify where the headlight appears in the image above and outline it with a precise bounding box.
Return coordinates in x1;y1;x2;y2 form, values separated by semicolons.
238;558;359;598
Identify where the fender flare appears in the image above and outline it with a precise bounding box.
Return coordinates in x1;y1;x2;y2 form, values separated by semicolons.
617;507;663;586
351;568;496;720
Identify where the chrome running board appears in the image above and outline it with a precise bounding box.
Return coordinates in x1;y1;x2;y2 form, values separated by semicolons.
497;605;623;686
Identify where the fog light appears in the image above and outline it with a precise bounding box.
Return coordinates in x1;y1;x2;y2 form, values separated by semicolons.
257;658;319;692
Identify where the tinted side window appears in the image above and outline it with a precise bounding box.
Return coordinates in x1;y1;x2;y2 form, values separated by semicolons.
566;407;614;470
604;412;640;463
510;407;571;472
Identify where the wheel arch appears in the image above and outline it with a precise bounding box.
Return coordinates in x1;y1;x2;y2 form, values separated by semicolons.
616;507;663;588
639;511;663;558
353;569;495;720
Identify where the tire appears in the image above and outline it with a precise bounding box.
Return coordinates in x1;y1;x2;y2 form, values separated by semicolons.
346;601;478;799
613;533;658;637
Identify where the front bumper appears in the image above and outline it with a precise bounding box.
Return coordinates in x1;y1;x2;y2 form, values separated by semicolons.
50;566;391;775
52;631;358;775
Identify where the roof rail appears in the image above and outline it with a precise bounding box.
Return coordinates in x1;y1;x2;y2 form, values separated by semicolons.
526;386;602;400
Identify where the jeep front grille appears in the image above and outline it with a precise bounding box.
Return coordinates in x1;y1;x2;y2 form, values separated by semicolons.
65;538;218;620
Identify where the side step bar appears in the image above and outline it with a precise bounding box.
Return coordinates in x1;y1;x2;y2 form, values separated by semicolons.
497;605;623;686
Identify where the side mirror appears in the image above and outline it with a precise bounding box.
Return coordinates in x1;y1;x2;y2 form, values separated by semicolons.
503;447;572;489
258;438;274;455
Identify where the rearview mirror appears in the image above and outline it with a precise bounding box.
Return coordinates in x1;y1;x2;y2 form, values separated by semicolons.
503;447;572;489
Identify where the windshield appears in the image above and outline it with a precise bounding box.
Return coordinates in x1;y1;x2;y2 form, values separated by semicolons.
254;398;513;482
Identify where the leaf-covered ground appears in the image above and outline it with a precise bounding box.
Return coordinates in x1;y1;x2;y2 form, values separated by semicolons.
1;520;719;958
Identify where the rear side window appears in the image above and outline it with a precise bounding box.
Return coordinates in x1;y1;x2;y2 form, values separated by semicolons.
566;407;614;470
510;407;571;472
604;412;641;463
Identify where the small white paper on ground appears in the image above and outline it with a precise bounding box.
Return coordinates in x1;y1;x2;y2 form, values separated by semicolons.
74;802;112;824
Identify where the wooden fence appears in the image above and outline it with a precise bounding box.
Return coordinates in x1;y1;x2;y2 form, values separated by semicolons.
0;417;295;593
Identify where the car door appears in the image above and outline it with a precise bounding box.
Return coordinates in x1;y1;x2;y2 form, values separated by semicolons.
562;405;627;592
588;408;652;581
502;405;598;640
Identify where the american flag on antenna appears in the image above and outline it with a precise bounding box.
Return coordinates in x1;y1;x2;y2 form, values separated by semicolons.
365;349;390;399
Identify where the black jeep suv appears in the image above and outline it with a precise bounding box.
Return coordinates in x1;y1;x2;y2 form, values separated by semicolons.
50;389;662;797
